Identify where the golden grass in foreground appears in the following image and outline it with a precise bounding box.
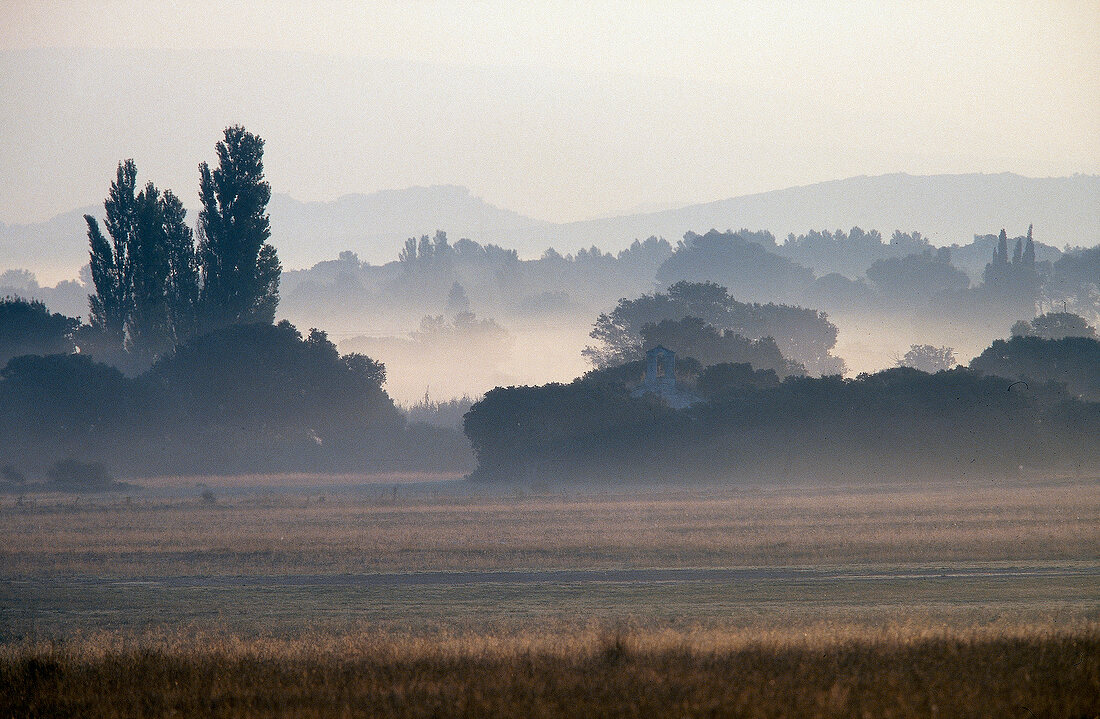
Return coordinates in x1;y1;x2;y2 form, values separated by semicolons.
3;623;1097;718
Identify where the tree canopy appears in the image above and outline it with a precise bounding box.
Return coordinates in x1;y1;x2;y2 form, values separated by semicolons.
464;359;1099;484
896;344;956;373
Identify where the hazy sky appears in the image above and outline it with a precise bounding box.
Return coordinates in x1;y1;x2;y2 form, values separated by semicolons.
1;1;1097;224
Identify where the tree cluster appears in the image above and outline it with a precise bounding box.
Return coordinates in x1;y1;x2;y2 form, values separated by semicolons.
655;230;815;304
279;234;675;332
1010;312;1097;341
83;126;280;369
779;228;932;279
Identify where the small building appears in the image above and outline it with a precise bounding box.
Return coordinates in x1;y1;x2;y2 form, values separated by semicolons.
631;345;701;409
645;345;677;392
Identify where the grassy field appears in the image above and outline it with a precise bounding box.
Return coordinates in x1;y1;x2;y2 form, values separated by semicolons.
1;475;1098;715
2;476;1096;577
2;623;1098;718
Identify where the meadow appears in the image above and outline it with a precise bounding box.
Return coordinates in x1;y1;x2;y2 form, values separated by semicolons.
1;474;1098;716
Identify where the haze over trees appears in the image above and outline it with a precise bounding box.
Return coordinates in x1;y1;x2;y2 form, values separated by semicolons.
4;127;1100;486
9;207;1096;399
0;127;473;481
655;229;815;304
584;281;844;376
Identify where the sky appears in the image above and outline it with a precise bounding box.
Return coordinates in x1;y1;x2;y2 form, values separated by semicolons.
1;0;1098;225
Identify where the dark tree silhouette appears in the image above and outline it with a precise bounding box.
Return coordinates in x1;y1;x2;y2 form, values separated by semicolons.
162;190;200;344
971;336;1100;401
198;125;281;327
85;161;200;365
464;359;1099;484
126;181;172;363
0;297;80;369
86;160;138;348
695;362;780;399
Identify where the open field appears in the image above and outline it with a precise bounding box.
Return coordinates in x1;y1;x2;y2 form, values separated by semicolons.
2;475;1098;715
2;476;1096;578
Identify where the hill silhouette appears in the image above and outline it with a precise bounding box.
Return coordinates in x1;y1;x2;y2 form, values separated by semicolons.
3;173;1097;283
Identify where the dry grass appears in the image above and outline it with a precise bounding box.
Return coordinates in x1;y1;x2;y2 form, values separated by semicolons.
2;476;1097;577
2;622;1097;718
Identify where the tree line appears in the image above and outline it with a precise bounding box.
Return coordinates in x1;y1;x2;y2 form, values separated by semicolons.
465;334;1100;484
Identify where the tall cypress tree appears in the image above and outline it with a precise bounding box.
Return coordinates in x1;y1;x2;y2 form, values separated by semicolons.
996;229;1009;265
197;125;281;327
1023;224;1036;267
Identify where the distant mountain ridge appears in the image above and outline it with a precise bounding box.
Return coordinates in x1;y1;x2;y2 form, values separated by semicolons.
542;173;1100;256
3;173;1097;283
267;185;551;270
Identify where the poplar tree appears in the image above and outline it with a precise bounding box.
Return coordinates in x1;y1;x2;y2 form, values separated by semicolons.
126;181;172;362
162;190;200;343
86;161;199;363
197;125;281;327
85;160;139;349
